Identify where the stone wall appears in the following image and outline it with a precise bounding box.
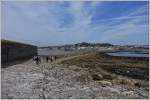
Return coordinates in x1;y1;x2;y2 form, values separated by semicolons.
1;40;37;64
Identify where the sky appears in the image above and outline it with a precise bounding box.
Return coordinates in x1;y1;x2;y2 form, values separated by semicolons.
1;1;149;47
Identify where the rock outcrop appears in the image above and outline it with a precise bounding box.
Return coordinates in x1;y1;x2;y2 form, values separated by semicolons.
1;39;37;66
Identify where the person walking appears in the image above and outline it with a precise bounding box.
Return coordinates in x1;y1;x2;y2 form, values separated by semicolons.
46;56;49;63
54;56;57;61
33;56;41;65
50;56;53;62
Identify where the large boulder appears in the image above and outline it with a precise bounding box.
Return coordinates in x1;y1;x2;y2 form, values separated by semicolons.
92;74;103;81
98;80;112;87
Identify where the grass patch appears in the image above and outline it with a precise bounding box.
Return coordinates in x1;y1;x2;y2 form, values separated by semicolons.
61;52;149;80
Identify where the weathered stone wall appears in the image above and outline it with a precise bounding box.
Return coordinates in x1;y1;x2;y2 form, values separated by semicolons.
1;40;37;64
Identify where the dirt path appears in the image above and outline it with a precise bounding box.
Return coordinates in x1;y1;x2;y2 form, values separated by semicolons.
1;55;149;99
54;54;87;63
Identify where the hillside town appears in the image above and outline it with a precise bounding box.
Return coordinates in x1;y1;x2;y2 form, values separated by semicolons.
39;42;149;53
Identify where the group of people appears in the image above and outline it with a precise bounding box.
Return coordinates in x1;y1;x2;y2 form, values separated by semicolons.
33;55;57;65
46;56;57;63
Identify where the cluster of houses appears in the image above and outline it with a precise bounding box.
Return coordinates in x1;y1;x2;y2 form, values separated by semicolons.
39;42;117;51
39;42;149;53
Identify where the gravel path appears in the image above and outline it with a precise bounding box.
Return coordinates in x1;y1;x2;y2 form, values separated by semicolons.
1;57;149;99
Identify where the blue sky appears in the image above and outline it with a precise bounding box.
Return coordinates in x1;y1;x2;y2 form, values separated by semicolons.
1;1;149;46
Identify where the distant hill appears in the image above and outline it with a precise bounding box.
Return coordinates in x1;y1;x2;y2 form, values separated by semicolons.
75;42;113;47
39;42;113;48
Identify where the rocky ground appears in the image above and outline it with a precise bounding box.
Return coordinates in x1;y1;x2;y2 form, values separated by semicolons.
1;53;149;99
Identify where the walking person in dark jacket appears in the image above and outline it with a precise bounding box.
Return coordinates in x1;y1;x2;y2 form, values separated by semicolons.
33;56;41;65
46;56;49;63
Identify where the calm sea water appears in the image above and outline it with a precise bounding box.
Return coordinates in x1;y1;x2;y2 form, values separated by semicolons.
107;51;149;58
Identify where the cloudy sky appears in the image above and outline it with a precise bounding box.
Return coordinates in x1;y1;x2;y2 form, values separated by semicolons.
1;1;149;46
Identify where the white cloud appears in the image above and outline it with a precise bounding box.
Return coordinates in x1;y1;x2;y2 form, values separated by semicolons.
1;1;149;46
86;4;149;45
